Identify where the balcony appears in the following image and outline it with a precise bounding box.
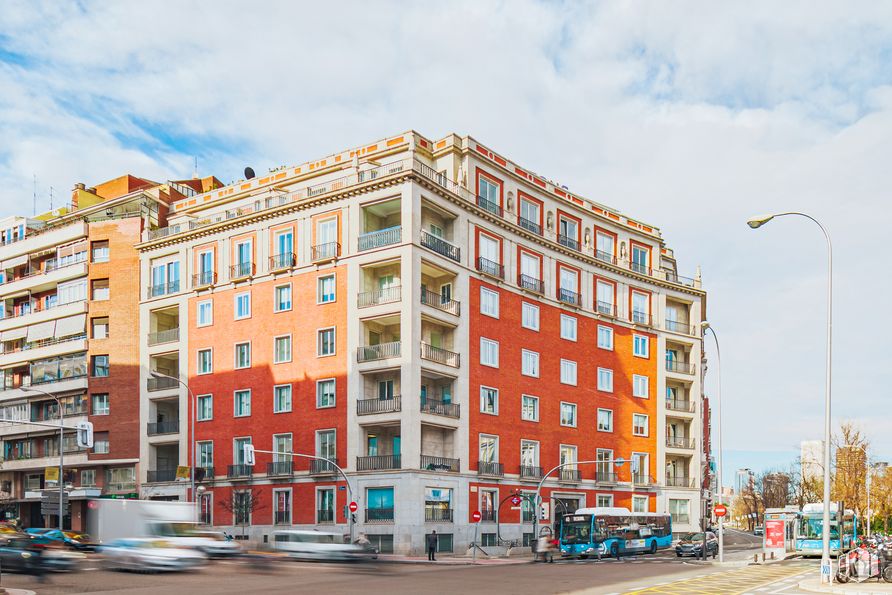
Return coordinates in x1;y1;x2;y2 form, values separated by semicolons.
357;341;401;362
105;481;137;493
310;458;339;475
146;469;177;483
229;262;255;280
357;396;401;416
147;376;179;392
311;242;340;262
518;274;544;294
596;301;617;317
420;343;460;368
147;280;180;299
595;250;617;265
425;507;453;523
192;271;216;288
0;335;88;369
274;511;291;525
365;508;394;523
227;464;253;479
520;465;542;480
420;230;460;262
518;216;542;236
420;398;460;418
0;299;87;335
666;399;695;413
664;320;695;335
596;471;618;483
196;467;214;482
269;252;296;272
358;226;401;251
558;234;580;252
631;311;652;326
147;328;179;346
559;287;580;307
420;287;460;316
0;261;87;296
476;256;504;280
267;461;293;477
477;461;504;477
421;455;459;473
630;262;652;276
317;509;334;524
665;476;693;488
481;509;496;522
147;421;180;436
559;469;581;482
633;474;656;487
357;454;401;471
666;359;696;375
666;436;695;449
476;195;503;217
358;286;401;308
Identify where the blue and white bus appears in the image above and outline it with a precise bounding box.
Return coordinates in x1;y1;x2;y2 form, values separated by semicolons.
795;502;857;557
559;507;672;559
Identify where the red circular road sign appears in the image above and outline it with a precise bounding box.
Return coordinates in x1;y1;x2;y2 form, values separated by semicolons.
471;510;482;523
511;496;522;506
714;504;728;518
349;501;358;513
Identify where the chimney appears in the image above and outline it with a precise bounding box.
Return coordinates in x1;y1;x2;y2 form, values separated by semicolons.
71;183;85;210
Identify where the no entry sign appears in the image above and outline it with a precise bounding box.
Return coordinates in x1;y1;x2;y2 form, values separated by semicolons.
714;504;727;518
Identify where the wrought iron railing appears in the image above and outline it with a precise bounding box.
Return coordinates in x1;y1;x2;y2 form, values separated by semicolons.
559;468;582;482
147;280;180;298
146;469;177;483
559;287;580;306
311;242;340;261
358;286;401;308
595;250;616;265
229;262;255;279
192;271;216;287
357;396;401;415
274;511;291;525
518;216;541;235
267;461;293;476
596;301;617;316
424;507;453;522
146;376;179;392
317;509;334;523
631;311;652;326
420;287;460;315
310;458;339;475
477;461;504;477
665;359;696;374
476;195;503;217
421;455;459;472
420;230;460;262
520;465;542;480
665;476;693;488
558;234;580;251
664;319;694;335
365;508;394;522
518;274;544;294
227;464;253;479
476;256;504;279
420;343;460;367
269;252;296;271
357;454;401;471
596;471;618;483
666;399;695;413
666;436;695;449
357;341;401;362
358;226;401;251
420;398;460;418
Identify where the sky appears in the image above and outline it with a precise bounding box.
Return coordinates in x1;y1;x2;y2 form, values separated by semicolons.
2;1;892;488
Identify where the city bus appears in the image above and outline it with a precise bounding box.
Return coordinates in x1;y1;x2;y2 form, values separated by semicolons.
559;507;672;559
795;502;857;557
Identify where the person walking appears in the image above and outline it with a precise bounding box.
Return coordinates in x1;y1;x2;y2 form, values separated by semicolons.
427;530;438;561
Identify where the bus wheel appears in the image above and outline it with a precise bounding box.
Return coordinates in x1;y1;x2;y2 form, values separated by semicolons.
611;544;620;559
650;541;657;555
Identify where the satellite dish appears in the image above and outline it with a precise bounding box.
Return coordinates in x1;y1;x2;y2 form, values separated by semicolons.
244;167;255;180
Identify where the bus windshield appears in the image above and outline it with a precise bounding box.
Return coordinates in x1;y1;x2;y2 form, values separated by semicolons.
562;519;594;544
799;516;839;540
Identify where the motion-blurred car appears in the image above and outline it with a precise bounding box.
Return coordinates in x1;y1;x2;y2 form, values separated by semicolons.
26;528;97;551
100;538;207;572
675;532;718;558
272;530;376;561
148;523;241;557
753;526;764;536
0;535;41;573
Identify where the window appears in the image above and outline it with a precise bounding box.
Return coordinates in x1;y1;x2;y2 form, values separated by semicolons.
197;394;213;421
233;491;252;526
669;499;690;524
480;386;498;415
91;317;109;339
317;379;336;408
631;244;650;274
559;215;579;244
597;368;613;392
317;275;336;303
596;231;615;261
521;302;539;331
274;285;292;312
274;229;294;260
366;487;394;520
91;278;109;301
596;280;615;314
274;489;292;525
91;355;109;377
560;359;577;385
519;251;540;284
93;432;109;454
632;291;649;324
597;408;613;432
521;395;539;422
197;349;213;374
197;441;214;468
559;266;578;297
273;434;293;462
234;342;251;369
234;437;252;464
597;325;613;350
478;175;500;204
521;349;539;377
91;240;109;263
597;494;614;508
197;250;214;283
633;374;649;398
560;314;577;341
91;393;109;415
234;389;251;417
317;327;336;356
560;402;577;427
57;279;86;304
273;385;291;413
480;338;499;367
234;292;251;319
521;440;539;469
150;260;180;296
81;469;96;487
560;444;577;468
632;496;649;513
317;489;335;523
479;435;498;463
316;217;338;250
197;300;213;326
633;334;649;357
274;335;292;363
633;413;649;436
480;287;499;318
316;430;336;460
519;196;540;229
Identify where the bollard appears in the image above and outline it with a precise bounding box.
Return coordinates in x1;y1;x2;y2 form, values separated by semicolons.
770;552;775;560
761;552;766;562
754;554;758;563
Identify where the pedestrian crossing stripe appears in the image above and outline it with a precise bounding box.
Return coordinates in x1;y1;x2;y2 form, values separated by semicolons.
624;564;809;595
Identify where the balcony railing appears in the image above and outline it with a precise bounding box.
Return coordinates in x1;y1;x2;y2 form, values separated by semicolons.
477;461;504;477
311;242;340;262
420;287;460;315
558;287;580;306
559;468;581;482
358;286;401;308
665;476;693;488
357;341;401;362
666;359;696;375
481;509;496;522
357;454;401;471
146;376;179;392
357;396;401;415
518;274;544;294
269;252;296;271
146;469;177;483
476;195;503;217
147;280;180;298
518;216;541;235
358;226;401;251
476;256;504;280
425;507;453;522
595;250;617;265
196;467;214;482
310;458;339;475
666;399;695;413
147;421;179;436
596;471;618;483
522;509;536;523
230;262;255;280
664;319;694;335
227;464;253;479
520;465;542;480
365;508;394;523
267;461;293;476
147;328;179;346
1;333;87;355
420;343;460;368
420;230;460;262
105;481;137;493
631;311;652;326
558;234;580;252
420;398;460;418
666;436;695;449
596;301;617;317
630;262;652;276
421;455;459;473
192;271;216;288
633;474;656;486
274;511;291;525
317;509;334;523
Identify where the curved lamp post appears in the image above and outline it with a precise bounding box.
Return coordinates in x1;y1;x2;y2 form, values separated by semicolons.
701;321;723;563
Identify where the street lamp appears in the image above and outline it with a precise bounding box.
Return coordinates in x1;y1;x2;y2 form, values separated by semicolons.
841;444;870;536
747;211;833;583
701;321;724;563
150;370;198;518
21;386;65;531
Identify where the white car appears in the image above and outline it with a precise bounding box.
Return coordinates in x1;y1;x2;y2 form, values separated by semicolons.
101;538;208;572
149;523;241;557
272;530;373;561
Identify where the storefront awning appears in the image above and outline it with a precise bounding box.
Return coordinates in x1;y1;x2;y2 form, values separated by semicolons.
54;314;86;338
25;320;55;342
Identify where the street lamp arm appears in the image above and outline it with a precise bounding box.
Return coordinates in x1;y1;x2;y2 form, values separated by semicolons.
21;385;65;531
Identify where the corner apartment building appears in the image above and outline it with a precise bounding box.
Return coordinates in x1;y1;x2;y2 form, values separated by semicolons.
0;176;198;530
136;131;706;554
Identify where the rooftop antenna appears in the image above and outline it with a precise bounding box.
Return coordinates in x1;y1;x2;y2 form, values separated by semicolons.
193;156;198;180
49;186;54;211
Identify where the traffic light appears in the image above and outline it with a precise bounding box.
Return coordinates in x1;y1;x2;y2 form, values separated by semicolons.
539;504;549;520
76;421;94;448
243;444;255;466
351;513;356;523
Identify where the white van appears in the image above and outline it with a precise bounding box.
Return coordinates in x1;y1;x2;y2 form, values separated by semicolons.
271;530;372;561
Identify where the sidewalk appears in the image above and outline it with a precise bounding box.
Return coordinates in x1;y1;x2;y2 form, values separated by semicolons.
800;578;892;595
377;554;528;565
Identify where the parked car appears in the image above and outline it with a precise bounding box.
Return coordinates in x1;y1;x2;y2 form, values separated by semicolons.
754;526;764;536
675;532;718;558
271;530;375;561
26;528;97;551
100;538;207;572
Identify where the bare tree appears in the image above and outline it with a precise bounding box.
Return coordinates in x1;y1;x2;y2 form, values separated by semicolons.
219;489;265;538
758;470;791;510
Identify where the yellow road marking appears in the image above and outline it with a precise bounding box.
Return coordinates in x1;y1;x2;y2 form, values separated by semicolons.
626;564;808;594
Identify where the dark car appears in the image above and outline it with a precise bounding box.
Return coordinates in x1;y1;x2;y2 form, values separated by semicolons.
0;535;42;573
675;532;718;558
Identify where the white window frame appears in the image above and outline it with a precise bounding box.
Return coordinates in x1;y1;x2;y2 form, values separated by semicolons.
234;291;251;320
521;349;539;377
632;495;649;514
480;337;499;367
560;314;578;342
273;384;292;414
633;413;649;437
316;378;336;409
480;287;499;318
560;401;577;428
91;393;109;416
479;434;499;464
196;394;213;421
560;359;577;386
633;374;649;398
597;367;614;392
234;341;251;369
234;389;252;418
521;394;539;422
596;494;614;508
197;299;213;327
597;408;613;432
480;386;498;415
597;325;613;350
197;348;213;375
317;327;336;357
274;284;292;313
317;274;336;304
273;334;292;364
521;302;539;331
633;334;650;358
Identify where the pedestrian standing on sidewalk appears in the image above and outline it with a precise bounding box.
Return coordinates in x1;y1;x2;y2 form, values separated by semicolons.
427;530;438;561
